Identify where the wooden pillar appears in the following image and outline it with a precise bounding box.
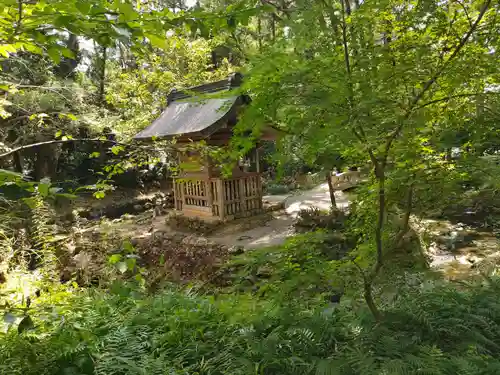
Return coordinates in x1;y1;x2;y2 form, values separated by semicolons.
217;179;225;220
255;147;260;173
179;179;185;211
206;180;213;215
239;177;246;216
257;174;263;210
173;178;178;210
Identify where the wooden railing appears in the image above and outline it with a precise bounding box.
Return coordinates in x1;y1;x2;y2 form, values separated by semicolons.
173;173;263;220
330;170;362;190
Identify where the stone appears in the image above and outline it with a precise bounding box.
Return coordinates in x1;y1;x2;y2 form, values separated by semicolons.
181;235;209;246
73;251;91;269
228;245;245;255
256;266;273;278
237;235;253;241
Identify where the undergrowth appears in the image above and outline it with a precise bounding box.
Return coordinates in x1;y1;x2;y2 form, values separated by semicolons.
2;278;500;374
217;231;353;301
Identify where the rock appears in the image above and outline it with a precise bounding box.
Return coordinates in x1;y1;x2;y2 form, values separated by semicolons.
237;235;253;241
228;245;245;255
256;266;273;278
73;251;91;269
181;235;209;246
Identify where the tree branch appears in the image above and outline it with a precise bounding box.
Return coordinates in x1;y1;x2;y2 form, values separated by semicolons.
455;0;474;28
415;92;491;110
0;138;161;159
14;0;23;37
352;259;382;321
382;0;492;161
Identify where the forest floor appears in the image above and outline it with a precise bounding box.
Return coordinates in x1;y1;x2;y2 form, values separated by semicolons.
66;183;499;283
208;183;350;249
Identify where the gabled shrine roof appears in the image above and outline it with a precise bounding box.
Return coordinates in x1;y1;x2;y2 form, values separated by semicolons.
134;73;244;141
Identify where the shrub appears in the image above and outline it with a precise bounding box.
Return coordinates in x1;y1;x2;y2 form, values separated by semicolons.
264;183;293;195
165;212;221;234
3;278;500;375
295;208;347;232
219;231;352;300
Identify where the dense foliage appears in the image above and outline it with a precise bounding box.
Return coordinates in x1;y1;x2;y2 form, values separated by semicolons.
2;0;500;373
3;273;500;374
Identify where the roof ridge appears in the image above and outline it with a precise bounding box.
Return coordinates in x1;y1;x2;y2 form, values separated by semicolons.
167;72;242;104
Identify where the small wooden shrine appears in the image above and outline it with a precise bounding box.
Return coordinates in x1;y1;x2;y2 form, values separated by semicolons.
134;73;279;221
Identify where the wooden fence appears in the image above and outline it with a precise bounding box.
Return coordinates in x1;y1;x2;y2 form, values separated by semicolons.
330;170;362;190
173;173;263;220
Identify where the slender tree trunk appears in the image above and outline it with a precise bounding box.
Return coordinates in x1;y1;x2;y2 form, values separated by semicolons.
98;47;107;103
257;17;262;52
360;162;385;322
326;170;337;209
34;145;52;181
364;279;382;321
339;0;383;321
394;182;414;248
13;152;23;173
271;14;276;42
374;164;385;271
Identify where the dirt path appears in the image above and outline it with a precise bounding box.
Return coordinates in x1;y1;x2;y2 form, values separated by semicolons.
75;182;499;281
79;183;351;251
208;183;349;249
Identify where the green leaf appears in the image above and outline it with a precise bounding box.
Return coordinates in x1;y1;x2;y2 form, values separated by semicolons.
38;183;50;197
126;258;136;271
47;47;61;64
94;191;106;199
17;315;34;334
119;2;135;21
0;44;16;57
116;261;127;274
146;34;166;49
55;130;62;138
61;48;75;59
109;254;122;265
122;240;134;253
111;145;124;155
67;113;77;121
76;1;92;14
89;152;100;158
0;169;22;182
23;43;43;55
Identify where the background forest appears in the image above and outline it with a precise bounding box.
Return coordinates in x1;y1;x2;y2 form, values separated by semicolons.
2;0;500;374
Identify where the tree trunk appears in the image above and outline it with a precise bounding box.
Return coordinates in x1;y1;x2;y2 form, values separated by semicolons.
394;183;414;248
364;279;382;321
98;47;107;103
271;14;276;42
257;17;262;52
34;145;51;181
13;151;23;173
326;170;336;209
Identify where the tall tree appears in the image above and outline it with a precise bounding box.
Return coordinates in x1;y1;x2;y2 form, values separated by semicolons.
234;0;500;319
